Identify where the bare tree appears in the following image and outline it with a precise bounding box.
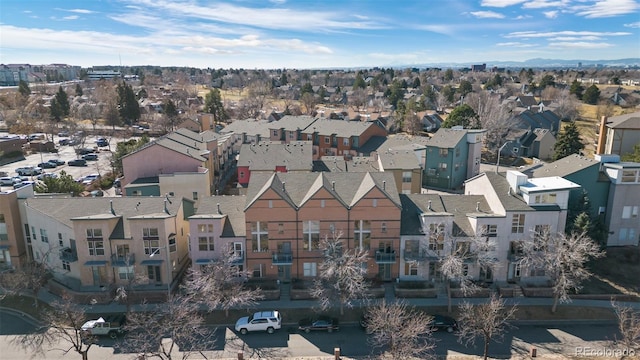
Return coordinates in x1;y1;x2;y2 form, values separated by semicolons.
120;294;213;360
465;92;512;152
14;292;96;360
612;300;640;352
457;294;516;360
310;232;369;315
364;299;435;360
553;89;580;122
300;93;318;115
182;252;262;318
520;230;604;313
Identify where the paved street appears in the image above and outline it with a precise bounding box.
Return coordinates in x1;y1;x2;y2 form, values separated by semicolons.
0;308;629;360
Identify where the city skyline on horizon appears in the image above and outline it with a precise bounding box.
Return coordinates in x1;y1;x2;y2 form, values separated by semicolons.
1;0;639;69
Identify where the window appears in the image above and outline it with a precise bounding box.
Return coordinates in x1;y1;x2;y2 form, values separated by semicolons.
454;163;460;171
168;236;176;252
239;171;245;178
118;266;134;280
278;223;284;234
329;223;336;234
483;225;497;237
24;224;31;244
144;240;160;255
462;264;469;276
289;131;294;139
381;222;387;233
354;220;371;250
253;264;263;278
0;214;7;241
619;228;637;242
324;136;330;144
31;226;37;241
598;206;606;215
373;199;377;207
534;193;557;204
438;162;448;170
511;214;525;233
303;262;317;277
455;241;470;256
303;221;320;251
455;147;460;157
86;228;102;239
428;262;442;280
62;260;70;271
343;138;349;146
404;262;418;276
622;206;639;219
88;240;104;256
307;134;312;140
58;233;63;246
534;224;551;236
199;236;214;251
621;170;639;183
402;171;412;183
273;130;278;136
193;192;198;200
143;228;159;239
439;148;448;157
198;224;213;233
321;200;325;208
40;229;48;243
251;222;269;252
268;200;273;208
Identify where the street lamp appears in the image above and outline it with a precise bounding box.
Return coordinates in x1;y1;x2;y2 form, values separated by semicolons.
150;246;172;299
496;141;512;173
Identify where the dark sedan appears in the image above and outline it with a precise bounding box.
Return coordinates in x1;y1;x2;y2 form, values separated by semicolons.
429;314;457;333
37;162;57;169
298;316;339;333
68;159;87;167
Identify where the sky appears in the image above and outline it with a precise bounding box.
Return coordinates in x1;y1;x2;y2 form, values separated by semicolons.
1;0;639;69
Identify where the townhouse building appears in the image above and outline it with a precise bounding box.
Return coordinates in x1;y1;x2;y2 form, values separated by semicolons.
377;149;423;194
243;172;401;282
236;142;313;188
600;159;640;246
424;128;484;190
0;186;32;269
597;112;640;157
19;197;193;299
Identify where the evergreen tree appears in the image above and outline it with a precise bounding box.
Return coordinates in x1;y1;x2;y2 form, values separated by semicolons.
441;104;480;129
553;121;584;160
582;85;600;105
279;72;288;85
444;69;454;81
204;88;228;124
621;143;640;162
18;80;31;97
300;82;313;95
75;83;83;97
49;98;63;122
54;86;70;117
353;72;366;90
569;80;584;100
116;82;141;125
458;80;473;97
387;80;404;109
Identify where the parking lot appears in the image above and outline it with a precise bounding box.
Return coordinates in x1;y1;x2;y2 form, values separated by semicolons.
0;134;120;195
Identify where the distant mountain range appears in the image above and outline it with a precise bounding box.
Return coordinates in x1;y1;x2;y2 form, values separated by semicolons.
407;58;640;69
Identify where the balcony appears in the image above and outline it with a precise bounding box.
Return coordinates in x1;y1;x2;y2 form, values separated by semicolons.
59;247;78;262
403;249;440;261
507;251;523;261
230;251;244;265
375;250;396;264
111;253;136;266
271;252;293;265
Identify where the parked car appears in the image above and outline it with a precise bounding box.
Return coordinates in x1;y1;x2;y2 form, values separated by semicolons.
37;161;57;169
235;311;281;334
58;138;69;146
298;315;339;333
429;314;457;333
96;138;108;147
14;181;34;189
58;131;69;137
37;173;58;181
68;159;87;167
76;148;95;155
82;153;98;161
49;159;66;166
15;166;42;176
81;315;126;339
81;174;101;185
90;189;104;197
0;177;14;186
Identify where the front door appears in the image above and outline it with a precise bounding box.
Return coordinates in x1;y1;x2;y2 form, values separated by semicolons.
277;265;291;283
378;264;392;281
92;266;107;286
148;265;162;284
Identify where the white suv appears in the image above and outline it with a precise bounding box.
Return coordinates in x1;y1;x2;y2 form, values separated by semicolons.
235;310;281;334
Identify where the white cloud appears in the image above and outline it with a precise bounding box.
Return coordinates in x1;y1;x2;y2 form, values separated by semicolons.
495;42;535;47
470;11;506;18
67;9;95;14
548;41;614;49
269;0;287;4
481;0;526;7
63;15;79;20
514;15;532;19
413;24;455;36
573;0;639;18
505;30;631;38
624;21;640;28
543;10;559;18
548;35;602;41
522;0;569;9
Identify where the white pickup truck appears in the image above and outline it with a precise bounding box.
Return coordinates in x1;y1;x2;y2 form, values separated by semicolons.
235;310;281;334
81;315;126;339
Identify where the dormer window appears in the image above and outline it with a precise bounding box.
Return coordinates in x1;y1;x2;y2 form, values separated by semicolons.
533;193;557;204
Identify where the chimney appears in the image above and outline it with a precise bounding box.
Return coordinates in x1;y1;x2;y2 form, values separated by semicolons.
383;180;386;191
282;182;286;192
217;203;221;215
164;199;170;214
428;200;432;211
596;116;608;154
476;201;480;212
331;181;335;191
110;200;115;215
135;202;140;211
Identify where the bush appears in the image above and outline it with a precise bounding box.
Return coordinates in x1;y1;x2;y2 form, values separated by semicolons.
100;177;114;189
245;279;278;290
397;281;433;289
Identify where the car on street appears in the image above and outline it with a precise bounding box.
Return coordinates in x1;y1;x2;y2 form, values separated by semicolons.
429;314;458;333
82;153;98;161
298;315;339;333
68;159;87;167
235;310;281;335
37;161;57;169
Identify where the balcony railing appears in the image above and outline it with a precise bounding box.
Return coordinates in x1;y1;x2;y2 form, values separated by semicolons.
271;252;293;265
403;249;440;261
375;250;396;264
59;247;78;262
507;251;523;261
230;251;244;265
111;253;136;266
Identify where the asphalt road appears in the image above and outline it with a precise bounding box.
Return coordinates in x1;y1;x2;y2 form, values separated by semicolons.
0;309;628;359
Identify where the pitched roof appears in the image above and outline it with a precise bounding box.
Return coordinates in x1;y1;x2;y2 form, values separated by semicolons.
428;128;468;149
192;195;246;237
529;154;599;178
308;118;384;137
237;142;313;171
219;119;272;138
478;172;534;212
125;129;211;162
313;156;380;173
245;172;401;210
607;112;640;129
378;149;421;170
24;197;185;239
269;115;317;131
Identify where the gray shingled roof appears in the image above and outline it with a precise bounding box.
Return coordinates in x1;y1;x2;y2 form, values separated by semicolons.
530;154;600;178
269;115;317;132
25;197;184;239
481;172;534;212
219;119;272;138
309;118;382;137
428;128;468;149
440;195;491;237
313;156;380;173
245;172;401;210
378;149;421;170
607;111;640;129
193;196;246;237
237;142;313;171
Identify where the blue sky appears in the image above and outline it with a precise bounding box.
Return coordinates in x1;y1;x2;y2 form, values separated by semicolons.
1;0;639;69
